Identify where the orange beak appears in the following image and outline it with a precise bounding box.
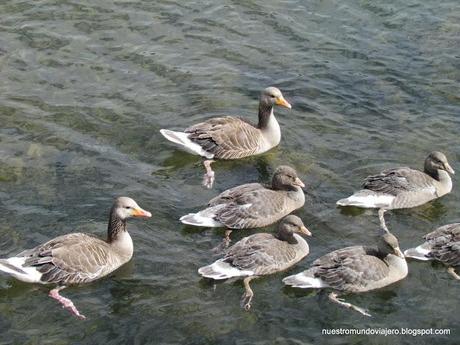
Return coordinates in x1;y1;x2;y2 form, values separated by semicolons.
444;162;455;175
131;207;152;218
299;226;312;236
275;96;292;109
293;177;305;188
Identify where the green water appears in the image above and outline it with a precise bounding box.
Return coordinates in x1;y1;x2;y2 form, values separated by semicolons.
0;0;459;344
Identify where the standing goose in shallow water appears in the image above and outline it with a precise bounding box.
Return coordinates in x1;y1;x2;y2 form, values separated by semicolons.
180;165;305;242
404;223;460;280
198;215;311;310
160;87;291;188
337;151;455;228
283;227;407;317
0;197;151;319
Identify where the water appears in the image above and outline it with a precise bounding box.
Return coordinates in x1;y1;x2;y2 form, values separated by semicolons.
0;0;459;344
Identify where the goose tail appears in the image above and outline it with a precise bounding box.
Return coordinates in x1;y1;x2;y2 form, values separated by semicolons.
160;129;214;159
336;190;394;208
283;270;329;289
404;245;432;261
198;259;253;280
180;205;224;227
0;257;43;283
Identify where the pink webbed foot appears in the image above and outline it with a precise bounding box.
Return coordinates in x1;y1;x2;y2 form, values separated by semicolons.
202;160;215;189
49;287;86;320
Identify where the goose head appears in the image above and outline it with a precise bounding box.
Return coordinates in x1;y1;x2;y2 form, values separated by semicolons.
279;215;311;236
277;215;311;244
260;87;291;109
379;229;404;258
112;197;152;220
272;165;305;191
425;151;455;176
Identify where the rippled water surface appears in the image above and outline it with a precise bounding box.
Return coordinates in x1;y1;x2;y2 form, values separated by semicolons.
1;0;459;344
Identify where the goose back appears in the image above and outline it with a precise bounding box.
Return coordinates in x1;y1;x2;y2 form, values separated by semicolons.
208;184;305;229
223;233;309;276
289;244;407;293
185;116;277;159
405;223;460;267
17;233;132;285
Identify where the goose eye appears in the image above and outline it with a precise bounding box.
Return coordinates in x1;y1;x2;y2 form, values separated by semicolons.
125;206;131;209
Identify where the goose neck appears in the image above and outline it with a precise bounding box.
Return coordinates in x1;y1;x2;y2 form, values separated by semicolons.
107;212;127;243
257;103;274;129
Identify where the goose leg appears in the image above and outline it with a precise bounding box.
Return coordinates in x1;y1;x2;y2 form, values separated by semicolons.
224;229;232;247
211;230;233;254
447;267;460;280
49;286;86;320
328;292;371;317
202;160;215;189
378;209;389;232
241;276;258;311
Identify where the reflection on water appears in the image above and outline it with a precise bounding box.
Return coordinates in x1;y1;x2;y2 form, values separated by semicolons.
0;0;459;344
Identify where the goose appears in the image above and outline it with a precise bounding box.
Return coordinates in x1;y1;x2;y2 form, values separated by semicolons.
283;227;407;317
160;87;291;188
337;151;455;228
404;223;460;280
180;165;305;243
0;197;151;319
198;215;311;310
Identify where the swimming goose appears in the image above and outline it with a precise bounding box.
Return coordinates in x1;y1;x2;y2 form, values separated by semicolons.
0;197;151;319
199;215;311;310
404;223;460;280
180;165;305;239
337;151;455;228
283;227;407;317
160;87;291;188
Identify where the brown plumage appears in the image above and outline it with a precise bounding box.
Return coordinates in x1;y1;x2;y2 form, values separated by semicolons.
160;87;291;188
185;116;264;160
0;197;151;319
198;215;311;310
283;229;408;316
337;151;455;229
404;223;460;279
180;165;306;229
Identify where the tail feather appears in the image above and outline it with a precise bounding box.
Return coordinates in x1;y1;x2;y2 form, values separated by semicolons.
0;257;43;283
336;190;394;208
404;245;432;261
180;205;225;227
160;129;213;159
0;259;27;275
198;259;253;280
283;271;329;289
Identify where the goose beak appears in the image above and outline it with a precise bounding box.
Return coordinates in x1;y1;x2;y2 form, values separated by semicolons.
275;96;292;109
131;207;152;218
444;162;455;175
395;247;405;258
293;177;305;188
299;226;312;236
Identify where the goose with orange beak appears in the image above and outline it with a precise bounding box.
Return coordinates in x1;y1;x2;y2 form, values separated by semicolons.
160;87;292;188
0;197;151;319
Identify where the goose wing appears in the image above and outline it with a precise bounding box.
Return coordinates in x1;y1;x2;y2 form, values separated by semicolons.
208;183;264;206
211;186;288;229
185;116;262;159
224;233;298;275
424;223;460;266
311;246;389;291
363;167;436;196
20;233;113;285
